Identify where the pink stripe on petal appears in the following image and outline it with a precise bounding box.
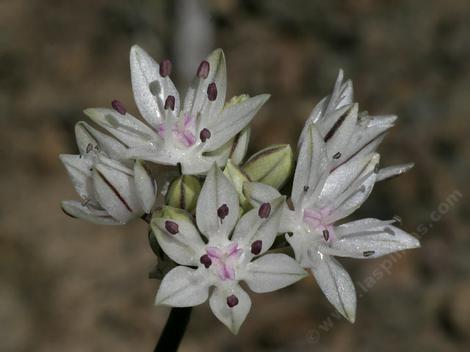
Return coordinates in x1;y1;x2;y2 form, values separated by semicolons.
207;247;223;259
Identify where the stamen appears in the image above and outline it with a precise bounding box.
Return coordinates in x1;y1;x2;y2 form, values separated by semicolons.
199;254;212;268
258;203;271;218
226;294;239;308
111;100;126;115
207;82;217;101
200;128;211;142
164;95;175;111
159;59;172;77
164;220;179;235
197;60;210;79
323;229;330;241
363;250;375;257
333;152;341;159
86;143;93;153
217;204;229;219
304;186;309;192
251;240;262;255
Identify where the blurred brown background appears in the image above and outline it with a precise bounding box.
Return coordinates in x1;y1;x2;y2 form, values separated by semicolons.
1;0;469;351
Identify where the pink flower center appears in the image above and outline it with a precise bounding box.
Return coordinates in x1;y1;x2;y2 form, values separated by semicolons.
303;208;336;242
156;113;196;147
206;242;242;281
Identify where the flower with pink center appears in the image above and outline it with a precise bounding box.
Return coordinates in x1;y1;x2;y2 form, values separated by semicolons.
151;165;306;334
244;124;419;323
156;113;197;148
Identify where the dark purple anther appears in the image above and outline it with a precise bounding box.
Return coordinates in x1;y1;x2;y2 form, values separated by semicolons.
217;204;229;219
164;95;175;111
111;100;126;115
207;82;217;101
159;59;172;77
226;294;239;308
323;230;329;242
251;240;262;255
200;128;211;142
164;220;179;235
200;254;212;268
197;60;210;79
333;152;341;159
363;250;375;257
258;203;271;218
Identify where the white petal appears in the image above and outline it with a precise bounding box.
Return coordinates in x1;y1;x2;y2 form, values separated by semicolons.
244;253;307;293
155;266;209;307
327;153;379;223
209;285;251;334
202;94;270;152
61;200;121;225
229;127;251;165
125;145;178;166
310;253;356;322
243;182;281;208
196;164;239;239
325;103;358;160
377;163;414;182
322;218;420;259
151;217;205;266
85;108;157;148
285;230;315;268
133;160;157;213
130;45;180;126
232;197;285;255
75;121;128;162
183;48;227;126
92;159;142;223
59;154;95;202
292;124;328;206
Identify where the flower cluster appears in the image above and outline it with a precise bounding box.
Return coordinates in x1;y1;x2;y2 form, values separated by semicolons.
61;46;419;333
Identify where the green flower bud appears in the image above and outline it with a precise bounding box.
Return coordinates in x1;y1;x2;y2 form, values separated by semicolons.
223;160;252;212
153;205;193;222
165;175;202;212
224;94;250;109
242;144;294;190
229;127;251;166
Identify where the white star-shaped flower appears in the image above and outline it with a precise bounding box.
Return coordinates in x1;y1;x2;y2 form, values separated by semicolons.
152;165;306;333
245;124;420;322
60;122;157;225
85;46;269;175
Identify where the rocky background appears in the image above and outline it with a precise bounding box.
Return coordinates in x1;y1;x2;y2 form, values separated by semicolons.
1;0;469;351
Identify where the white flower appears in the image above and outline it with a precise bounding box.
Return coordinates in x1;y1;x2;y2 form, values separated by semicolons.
86;46;269;175
60;122;157;225
151;165;306;333
245;124;420;322
298;70;413;179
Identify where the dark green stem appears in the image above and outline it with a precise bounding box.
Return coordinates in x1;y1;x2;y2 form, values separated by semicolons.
154;307;192;352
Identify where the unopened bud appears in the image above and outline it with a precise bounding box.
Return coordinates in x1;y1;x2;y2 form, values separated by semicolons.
153;206;193;223
166;175;202;213
229;127;251;166
242;144;294;190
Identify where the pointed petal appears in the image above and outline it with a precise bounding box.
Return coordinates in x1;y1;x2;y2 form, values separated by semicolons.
232;197;285;255
92;158;142;223
325;103;358;160
322;218;420;259
133;160;157;213
155;266;210;307
310;253;356;322
243;182;281;208
292;124;328;206
59;154;95;202
130;45;180;126
202;94;270;152
61;200;121;225
183;49;227;127
285;230;315;267
151;217;205;266
196;164;239;239
244;253;307;293
75;121;128;162
209;285;251;334
377;163;414;182
85;108;157;148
